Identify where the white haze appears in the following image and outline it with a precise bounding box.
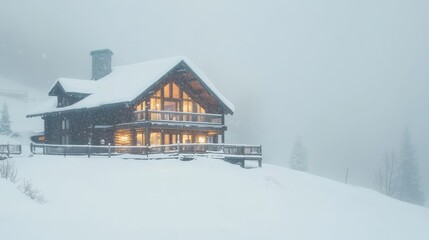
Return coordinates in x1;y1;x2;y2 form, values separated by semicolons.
0;0;428;202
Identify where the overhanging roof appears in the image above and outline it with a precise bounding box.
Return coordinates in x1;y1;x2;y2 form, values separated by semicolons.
27;56;235;117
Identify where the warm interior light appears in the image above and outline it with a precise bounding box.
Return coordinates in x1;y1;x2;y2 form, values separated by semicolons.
120;136;129;142
198;136;206;143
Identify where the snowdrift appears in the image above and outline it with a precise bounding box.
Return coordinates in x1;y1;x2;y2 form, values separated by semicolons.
1;155;428;240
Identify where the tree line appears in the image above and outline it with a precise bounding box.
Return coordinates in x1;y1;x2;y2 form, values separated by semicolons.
289;129;425;206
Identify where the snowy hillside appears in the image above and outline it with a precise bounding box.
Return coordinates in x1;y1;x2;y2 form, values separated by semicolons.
0;76;45;140
1;155;428;240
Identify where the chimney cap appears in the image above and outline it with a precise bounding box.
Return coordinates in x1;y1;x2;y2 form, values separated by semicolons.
90;49;113;56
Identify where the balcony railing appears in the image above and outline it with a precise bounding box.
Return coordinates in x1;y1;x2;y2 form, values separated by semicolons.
30;143;262;168
134;110;223;125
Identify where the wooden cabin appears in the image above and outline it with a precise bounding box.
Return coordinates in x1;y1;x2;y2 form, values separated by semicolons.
27;49;235;147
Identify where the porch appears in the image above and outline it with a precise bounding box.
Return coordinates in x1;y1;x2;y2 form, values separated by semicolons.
29;143;263;168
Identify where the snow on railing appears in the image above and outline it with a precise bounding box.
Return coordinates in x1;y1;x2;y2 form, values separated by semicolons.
0;144;22;156
29;142;262;167
134;110;223;125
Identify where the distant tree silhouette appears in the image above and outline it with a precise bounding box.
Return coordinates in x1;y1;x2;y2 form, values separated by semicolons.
0;103;12;135
375;150;399;197
290;136;308;171
398;129;425;206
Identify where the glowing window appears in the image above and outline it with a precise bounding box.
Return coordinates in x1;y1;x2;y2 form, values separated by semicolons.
183;101;193;112
164;134;171;145
163;83;171;98
183;91;190;100
114;129;132;146
136;130;145;146
182;134;193;144
172;83;180;98
136;101;146;111
150;132;161;145
150;98;161;110
164;101;178;112
196;103;205;113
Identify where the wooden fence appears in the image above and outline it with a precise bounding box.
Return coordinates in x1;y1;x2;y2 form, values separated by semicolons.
30;143;262;168
0;144;22;156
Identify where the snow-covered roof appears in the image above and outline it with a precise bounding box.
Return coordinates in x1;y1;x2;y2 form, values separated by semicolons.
50;78;101;95
27;56;235;117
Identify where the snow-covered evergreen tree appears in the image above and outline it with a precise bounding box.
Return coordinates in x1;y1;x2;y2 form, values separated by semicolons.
0;103;12;135
290;136;308;171
398;129;425;205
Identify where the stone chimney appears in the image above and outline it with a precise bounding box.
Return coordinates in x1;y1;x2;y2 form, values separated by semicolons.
90;49;113;80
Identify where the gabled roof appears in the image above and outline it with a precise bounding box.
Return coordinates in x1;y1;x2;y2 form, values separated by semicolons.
27;56;235;117
48;78;101;96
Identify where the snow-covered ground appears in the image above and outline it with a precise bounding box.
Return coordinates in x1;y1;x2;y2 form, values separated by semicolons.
1;153;428;240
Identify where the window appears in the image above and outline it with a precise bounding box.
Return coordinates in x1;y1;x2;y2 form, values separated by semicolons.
136;101;146;111
183;101;193;112
196;135;207;143
172;83;180;98
62;118;70;130
143;83;208;118
164;101;178;112
182;134;192;144
183;91;190;100
150;132;161;145
164;134;171;145
196;103;205;113
150;98;161;111
114;129;132;146
172;134;177;144
164;83;171;98
136;130;145;146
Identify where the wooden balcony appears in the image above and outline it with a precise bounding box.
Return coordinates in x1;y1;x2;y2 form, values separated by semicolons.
134;110;224;126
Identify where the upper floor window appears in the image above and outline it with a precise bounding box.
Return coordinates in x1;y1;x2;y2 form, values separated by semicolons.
163;82;180;99
135;81;206;113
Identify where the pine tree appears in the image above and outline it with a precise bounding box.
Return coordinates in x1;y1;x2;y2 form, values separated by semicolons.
398;129;425;205
290;136;308;171
0;103;12;135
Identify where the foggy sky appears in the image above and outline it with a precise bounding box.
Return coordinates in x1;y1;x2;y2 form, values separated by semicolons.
1;0;428;202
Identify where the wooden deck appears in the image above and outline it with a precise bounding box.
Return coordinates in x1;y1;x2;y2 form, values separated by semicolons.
30;143;262;168
0;144;22;157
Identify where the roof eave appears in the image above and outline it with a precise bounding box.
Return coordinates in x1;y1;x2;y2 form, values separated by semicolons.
26;101;129;118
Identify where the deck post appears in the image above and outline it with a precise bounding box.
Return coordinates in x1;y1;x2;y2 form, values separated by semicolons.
177;142;181;155
146;144;149;157
43;144;46;155
87;144;91;158
6;143;10;157
145;127;150;146
108;143;111;158
145;105;150;121
258;159;262;168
